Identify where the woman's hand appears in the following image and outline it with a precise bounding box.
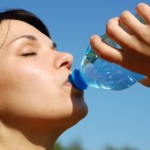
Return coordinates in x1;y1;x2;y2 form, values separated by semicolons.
90;3;150;87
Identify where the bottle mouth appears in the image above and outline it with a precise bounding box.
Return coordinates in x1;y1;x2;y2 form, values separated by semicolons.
68;69;88;91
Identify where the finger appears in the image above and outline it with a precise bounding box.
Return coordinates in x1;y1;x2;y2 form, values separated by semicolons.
120;10;145;36
90;34;123;65
140;76;150;87
106;17;135;49
120;10;150;49
136;3;150;24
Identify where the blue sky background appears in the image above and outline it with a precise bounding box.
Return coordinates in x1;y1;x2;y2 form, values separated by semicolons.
1;1;150;150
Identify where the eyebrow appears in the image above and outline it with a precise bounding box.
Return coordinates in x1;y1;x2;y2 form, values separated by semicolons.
7;35;37;46
7;34;57;49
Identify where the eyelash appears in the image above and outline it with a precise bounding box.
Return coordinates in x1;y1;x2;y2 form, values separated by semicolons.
21;52;37;57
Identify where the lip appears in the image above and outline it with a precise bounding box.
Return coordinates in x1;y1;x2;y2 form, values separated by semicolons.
64;74;74;87
65;74;84;94
65;81;72;86
66;74;84;95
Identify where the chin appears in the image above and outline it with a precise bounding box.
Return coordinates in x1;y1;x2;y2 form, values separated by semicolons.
55;89;88;130
70;95;88;124
62;107;88;131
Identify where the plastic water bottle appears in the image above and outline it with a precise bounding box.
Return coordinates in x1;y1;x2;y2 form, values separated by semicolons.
69;15;145;91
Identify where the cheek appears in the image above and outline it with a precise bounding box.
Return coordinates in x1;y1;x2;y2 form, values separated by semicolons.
12;63;58;99
0;66;62;118
0;62;58;110
0;61;88;126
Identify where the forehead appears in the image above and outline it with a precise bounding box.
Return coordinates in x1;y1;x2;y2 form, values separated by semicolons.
0;19;51;47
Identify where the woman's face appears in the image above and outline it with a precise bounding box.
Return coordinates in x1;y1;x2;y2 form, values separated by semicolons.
0;20;88;129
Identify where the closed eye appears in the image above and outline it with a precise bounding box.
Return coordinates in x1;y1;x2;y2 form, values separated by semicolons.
21;52;37;57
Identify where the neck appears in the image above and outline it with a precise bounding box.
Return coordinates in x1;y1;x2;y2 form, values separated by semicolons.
0;120;63;150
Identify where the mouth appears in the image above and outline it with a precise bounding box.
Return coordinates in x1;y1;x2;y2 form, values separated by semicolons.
67;74;84;93
62;72;84;96
67;74;77;88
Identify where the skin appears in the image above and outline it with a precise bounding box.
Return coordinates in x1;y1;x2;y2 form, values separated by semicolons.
0;20;88;150
90;3;150;87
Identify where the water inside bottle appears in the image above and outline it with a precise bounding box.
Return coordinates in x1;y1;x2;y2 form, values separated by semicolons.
80;46;142;90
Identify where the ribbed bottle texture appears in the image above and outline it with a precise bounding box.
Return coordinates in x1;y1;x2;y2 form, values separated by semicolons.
70;14;145;91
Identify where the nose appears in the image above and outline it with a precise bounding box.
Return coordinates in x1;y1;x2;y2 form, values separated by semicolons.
56;52;73;69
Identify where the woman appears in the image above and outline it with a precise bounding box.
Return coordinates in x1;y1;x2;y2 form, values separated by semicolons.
0;9;88;150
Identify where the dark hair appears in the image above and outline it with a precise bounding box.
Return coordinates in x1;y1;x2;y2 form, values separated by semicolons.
0;9;50;38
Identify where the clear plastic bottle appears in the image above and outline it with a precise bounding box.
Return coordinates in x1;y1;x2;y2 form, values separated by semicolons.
69;15;145;91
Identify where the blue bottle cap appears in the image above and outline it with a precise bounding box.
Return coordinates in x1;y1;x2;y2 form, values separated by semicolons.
70;69;88;91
